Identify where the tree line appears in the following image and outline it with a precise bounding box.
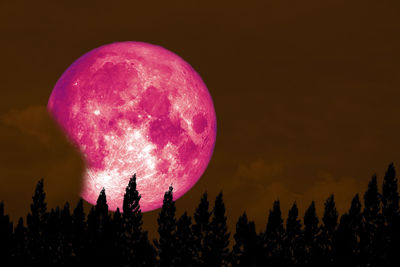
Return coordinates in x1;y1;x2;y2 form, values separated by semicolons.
0;164;400;266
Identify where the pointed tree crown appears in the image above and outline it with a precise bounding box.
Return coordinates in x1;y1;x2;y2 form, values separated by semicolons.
382;163;399;221
96;188;109;215
30;179;47;219
266;200;284;235
193;192;211;233
363;175;380;221
286;202;301;236
322;194;338;233
304;201;319;238
349;194;361;218
123;174;142;217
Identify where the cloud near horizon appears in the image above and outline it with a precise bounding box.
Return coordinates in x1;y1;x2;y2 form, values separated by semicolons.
0;105;84;221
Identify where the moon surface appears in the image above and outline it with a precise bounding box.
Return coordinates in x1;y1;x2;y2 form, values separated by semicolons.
47;42;216;212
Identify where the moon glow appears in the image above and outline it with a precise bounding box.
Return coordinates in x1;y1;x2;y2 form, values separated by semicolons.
48;42;216;212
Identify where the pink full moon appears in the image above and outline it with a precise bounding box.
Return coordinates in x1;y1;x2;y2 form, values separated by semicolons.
47;42;216;212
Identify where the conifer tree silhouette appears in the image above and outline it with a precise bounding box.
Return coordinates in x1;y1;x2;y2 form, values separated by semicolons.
334;194;362;266
192;192;212;266
26;179;48;265
320;194;338;265
2;164;400;266
302;201;320;265
285;202;302;266
111;208;125;267
13;217;28;265
361;175;384;265
155;185;176;267
71;199;86;264
123;174;155;267
96;188;109;223
232;212;259;267
87;188;112;266
382;163;399;222
175;212;196;266
381;163;400;265
47;206;62;264
59;202;73;264
334;213;353;266
207;192;230;267
347;194;362;265
0;202;13;264
123;174;142;230
264;200;285;265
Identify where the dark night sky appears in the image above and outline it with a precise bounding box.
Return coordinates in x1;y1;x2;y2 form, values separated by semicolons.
1;0;400;236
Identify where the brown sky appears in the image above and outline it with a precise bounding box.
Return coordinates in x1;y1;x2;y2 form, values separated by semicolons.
1;0;400;236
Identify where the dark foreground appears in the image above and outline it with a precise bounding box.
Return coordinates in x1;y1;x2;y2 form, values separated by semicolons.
1;164;400;266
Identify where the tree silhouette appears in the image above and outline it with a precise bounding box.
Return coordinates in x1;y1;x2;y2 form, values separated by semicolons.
207;192;230;267
123;174;142;230
13;217;28;265
192;192;212;266
112;207;124;267
334;213;353;265
320;194;338;265
71;199;86;264
0;202;13;264
347;194;362;265
155;185;176;267
123;174;155;266
59;202;73;264
334;193;362;266
1;166;400;265
175;212;196;266
46;206;61;264
285;202;302;266
26;179;48;265
87;188;112;266
232;212;259;267
302;201;320;265
381;163;400;265
382;163;399;222
263;200;285;265
361;175;385;265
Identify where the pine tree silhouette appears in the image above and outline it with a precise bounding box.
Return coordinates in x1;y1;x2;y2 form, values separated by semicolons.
123;174;155;266
155;185;176;267
263;200;285;266
361;175;385;265
87;188;112;266
26;179;48;265
334;213;353;266
382;163;399;222
347;194;362;265
207;192;230;267
232;212;259;267
0;202;13;265
285;202;302;266
13;217;28;266
175;212;196;266
47;206;62;264
71;199;86;265
59;202;73;264
192;192;212;266
381;163;400;265
334;194;362;266
111;208;125;267
320;194;338;265
2;165;400;266
302;201;320;265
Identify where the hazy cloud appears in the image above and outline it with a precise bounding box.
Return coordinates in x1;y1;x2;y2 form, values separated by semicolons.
0;106;84;221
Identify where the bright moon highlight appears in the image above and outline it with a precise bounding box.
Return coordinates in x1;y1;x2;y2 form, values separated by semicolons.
48;42;216;212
